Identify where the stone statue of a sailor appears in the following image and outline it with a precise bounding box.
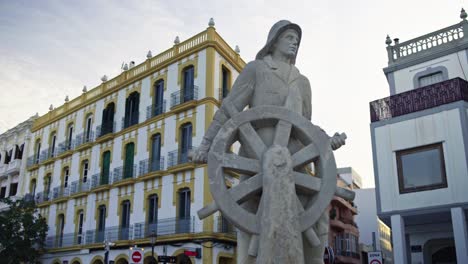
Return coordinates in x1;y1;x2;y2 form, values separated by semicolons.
193;20;346;264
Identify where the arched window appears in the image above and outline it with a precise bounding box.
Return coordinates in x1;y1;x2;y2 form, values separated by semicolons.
154;80;164;116
44;174;52;198
101;151;111;185
49;132;57;158
85;114;93;142
57;214;65;247
101;103;115;136
66;123;74;151
147;194;158;235
177;188;191;233
150;134;161;171
81;160;89;183
182;66;195;102
97;205;106;242
179;123;192;163
124;92;140;128
124;143;135;179
120;200;131;240
34;140;41;164
63;167;70;188
221;66;231;98
30;179;37;197
76;210;84;244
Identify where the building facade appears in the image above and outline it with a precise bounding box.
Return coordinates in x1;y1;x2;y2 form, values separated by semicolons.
328;167;362;264
370;10;468;264
23;21;244;264
0;116;36;210
354;188;393;264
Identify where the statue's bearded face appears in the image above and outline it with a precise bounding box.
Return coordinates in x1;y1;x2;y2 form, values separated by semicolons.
273;29;299;58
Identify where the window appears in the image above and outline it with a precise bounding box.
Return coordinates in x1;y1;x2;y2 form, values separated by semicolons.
120;200;131;240
63;167;70;188
154;80;164;116
50;133;56;158
180;123;192;163
222;66;231;98
9;183;18;196
4;149;12;164
14;144;23;159
45;174;52;196
0;186;6;198
124;143;135;179
396;143;447;194
178;188;191;233
82;160;89;183
67;124;74;150
77;211;84;244
148;194;158;234
418;71;443;87
151;134;161;171
35;140;41;164
97;205;106;242
30;179;37;197
101;103;115;136
101;151;111;185
57;214;65;247
182;66;195;102
85;115;93;142
124;92;140;128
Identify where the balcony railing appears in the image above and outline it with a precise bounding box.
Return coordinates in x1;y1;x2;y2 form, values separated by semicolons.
170;85;199;108
370;78;468;122
75;130;95;146
70;180;90;195
90;173;110;189
34;191;51;203
167;147;193;168
111;165;137;183
52;186;70;200
133;217;197;240
215;216;236;234
96;122;116;138
146;100;167;120
56;140;75;156
46;232;82;248
122;112;140;130
138;157;165;176
386;20;467;64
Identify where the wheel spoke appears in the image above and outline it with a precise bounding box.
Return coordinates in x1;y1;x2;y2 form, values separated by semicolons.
294;172;322;193
273;120;292;147
221;153;260;174
291;143;320;168
238;123;267;159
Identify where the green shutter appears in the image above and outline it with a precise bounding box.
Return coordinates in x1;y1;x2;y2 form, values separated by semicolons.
102;151;110;184
124;143;134;179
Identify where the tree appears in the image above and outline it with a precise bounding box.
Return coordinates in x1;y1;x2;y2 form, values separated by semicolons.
0;197;48;264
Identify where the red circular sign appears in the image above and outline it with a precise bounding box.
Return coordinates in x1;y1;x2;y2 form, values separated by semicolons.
132;251;142;262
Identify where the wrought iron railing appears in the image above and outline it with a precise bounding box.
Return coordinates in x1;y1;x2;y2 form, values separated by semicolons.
386;20;467;64
90;173;110;189
34;191;50;203
122;112;140;130
170;85;199;108
167;147;193;168
215;216;236;234
138;157;165;176
52;186;70;200
45;232;80;248
146;100;167;120
370;78;468;122
111;165;137;183
96;121;116;138
69;180;90;195
133;217;197;240
75;130;95;146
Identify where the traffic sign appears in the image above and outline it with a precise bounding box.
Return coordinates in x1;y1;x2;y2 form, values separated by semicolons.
131;250;142;263
368;251;382;264
158;256;177;263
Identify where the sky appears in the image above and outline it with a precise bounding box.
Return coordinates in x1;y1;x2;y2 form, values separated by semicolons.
0;0;465;187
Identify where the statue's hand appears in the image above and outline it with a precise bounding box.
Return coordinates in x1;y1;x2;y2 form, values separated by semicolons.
190;143;210;164
331;132;347;150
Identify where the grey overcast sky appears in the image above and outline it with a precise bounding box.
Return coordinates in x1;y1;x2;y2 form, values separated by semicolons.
0;0;465;187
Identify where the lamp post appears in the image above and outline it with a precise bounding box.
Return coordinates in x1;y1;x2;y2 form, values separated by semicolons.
150;230;157;264
104;240;115;264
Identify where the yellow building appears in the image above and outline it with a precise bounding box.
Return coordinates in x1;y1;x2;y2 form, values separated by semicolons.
23;19;244;264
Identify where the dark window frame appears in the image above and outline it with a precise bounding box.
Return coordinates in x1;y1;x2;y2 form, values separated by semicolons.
396;142;447;194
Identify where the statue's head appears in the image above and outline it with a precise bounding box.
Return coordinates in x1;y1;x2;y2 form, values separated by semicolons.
256;20;302;64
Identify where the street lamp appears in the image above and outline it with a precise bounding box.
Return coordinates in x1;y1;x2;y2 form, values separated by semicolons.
104;240;115;264
150;230;157;264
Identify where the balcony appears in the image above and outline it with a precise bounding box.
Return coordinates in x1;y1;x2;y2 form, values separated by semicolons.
56;140;75;156
111;165;137;184
138;158;165;176
167;147;193;168
146;100;167;120
45;232;84;248
90;173;110;189
5;159;21;175
96;122;116;138
370;78;468;122
52;186;70;200
122;112;140;130
170;85;199;108
34;191;51;204
69;180;90;195
75;130;95;147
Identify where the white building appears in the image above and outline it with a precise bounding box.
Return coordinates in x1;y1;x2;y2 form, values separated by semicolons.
22;20;244;264
370;9;468;264
354;188;393;264
0;115;36;210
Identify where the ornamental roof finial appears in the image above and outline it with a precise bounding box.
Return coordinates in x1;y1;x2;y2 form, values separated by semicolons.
461;8;467;20
174;36;180;45
147;50;152;59
385;35;392;46
208;18;215;27
235;45;240;53
82;85;87;93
